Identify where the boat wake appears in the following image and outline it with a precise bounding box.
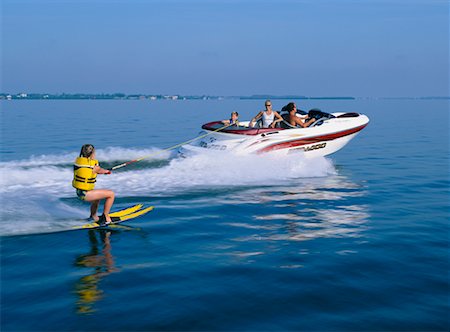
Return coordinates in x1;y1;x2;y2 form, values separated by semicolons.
0;146;336;236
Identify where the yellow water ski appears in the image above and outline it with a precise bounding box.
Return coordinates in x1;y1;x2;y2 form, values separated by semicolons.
116;206;154;222
74;205;154;230
109;204;143;217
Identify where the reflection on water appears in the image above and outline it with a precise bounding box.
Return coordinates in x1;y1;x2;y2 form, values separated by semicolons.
73;230;118;314
227;175;370;244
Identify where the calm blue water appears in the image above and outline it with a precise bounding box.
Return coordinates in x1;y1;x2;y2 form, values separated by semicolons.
1;99;449;331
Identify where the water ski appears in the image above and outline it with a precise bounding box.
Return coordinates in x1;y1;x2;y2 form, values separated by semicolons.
73;204;154;230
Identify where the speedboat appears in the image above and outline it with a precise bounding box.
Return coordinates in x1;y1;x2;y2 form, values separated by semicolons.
181;109;369;158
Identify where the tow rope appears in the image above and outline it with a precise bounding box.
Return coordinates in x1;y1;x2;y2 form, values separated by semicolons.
110;122;233;171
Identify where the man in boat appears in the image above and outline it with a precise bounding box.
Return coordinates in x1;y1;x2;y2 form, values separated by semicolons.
286;102;316;128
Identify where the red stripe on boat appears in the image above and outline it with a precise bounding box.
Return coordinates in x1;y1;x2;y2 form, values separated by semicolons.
257;124;368;153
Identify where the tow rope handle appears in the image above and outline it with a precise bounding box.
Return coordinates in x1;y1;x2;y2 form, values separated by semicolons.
110;122;233;171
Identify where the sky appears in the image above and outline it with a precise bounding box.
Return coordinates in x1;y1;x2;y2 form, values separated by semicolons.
1;0;449;97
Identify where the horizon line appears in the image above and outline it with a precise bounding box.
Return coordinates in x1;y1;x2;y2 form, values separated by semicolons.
1;92;449;100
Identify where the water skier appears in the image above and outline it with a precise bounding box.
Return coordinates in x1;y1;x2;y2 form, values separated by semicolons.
72;144;115;225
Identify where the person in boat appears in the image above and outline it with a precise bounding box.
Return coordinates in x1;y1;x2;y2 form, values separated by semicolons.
250;100;284;128
287;102;316;128
221;111;239;126
72;144;115;225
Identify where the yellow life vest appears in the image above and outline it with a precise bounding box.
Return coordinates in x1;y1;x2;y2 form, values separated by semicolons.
72;157;99;191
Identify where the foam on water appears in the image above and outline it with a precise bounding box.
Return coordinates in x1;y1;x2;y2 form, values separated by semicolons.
0;146;170;168
0;146;335;235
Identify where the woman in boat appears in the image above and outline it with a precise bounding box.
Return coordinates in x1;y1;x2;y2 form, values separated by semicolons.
72;144;115;225
287;102;316;128
250;100;283;128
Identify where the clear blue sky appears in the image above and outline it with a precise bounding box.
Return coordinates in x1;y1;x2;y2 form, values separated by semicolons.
1;0;448;97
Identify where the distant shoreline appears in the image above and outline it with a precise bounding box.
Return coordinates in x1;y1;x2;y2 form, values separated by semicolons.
1;93;449;101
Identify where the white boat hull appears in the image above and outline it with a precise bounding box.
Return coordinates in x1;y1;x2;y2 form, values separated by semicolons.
182;113;369;158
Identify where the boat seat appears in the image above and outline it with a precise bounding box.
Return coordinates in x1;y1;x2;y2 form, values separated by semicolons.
308;109;335;120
